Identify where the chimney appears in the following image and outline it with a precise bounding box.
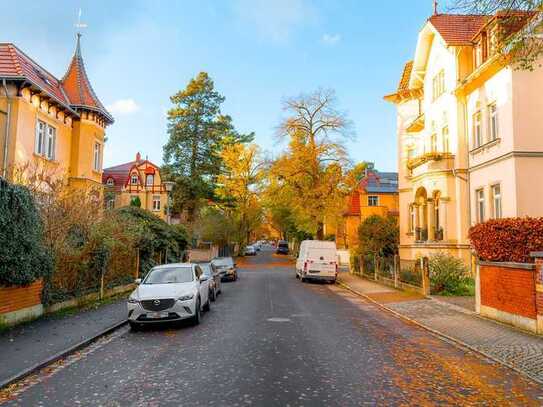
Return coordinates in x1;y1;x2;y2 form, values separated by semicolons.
136;152;141;162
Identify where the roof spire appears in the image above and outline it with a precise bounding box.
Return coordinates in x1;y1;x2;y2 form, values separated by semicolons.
433;0;438;15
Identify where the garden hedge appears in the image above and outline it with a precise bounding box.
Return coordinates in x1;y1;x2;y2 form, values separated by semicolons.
469;217;543;263
0;178;53;286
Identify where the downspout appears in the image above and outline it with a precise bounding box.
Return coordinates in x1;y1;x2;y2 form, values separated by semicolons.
2;79;12;179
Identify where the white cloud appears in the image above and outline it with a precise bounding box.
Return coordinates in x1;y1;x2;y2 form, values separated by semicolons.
321;33;341;46
106;98;141;115
233;0;317;43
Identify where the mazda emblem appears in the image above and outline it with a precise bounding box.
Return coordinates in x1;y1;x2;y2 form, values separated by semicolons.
153;299;160;306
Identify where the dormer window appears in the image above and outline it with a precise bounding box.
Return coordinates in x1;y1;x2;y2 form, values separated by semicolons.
131;174;139;185
106;178;114;186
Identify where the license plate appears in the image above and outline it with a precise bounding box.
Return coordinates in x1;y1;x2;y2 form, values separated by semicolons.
147;312;168;319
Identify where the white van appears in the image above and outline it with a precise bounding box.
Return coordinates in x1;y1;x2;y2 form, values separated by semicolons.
295;240;338;283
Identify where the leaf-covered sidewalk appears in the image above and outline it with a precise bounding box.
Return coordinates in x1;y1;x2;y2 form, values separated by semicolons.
0;299;127;387
338;272;543;384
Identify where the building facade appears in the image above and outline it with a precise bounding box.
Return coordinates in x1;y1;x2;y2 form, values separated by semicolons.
385;12;543;265
102;152;169;221
336;164;399;249
0;35;113;191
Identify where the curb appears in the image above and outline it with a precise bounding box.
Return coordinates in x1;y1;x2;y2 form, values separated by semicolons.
336;280;543;386
0;319;127;390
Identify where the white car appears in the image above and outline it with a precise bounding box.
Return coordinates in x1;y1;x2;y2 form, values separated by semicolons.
127;263;211;330
296;240;338;283
244;245;257;256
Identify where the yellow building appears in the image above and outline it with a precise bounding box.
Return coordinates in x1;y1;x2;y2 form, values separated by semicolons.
384;11;543;265
0;34;113;192
102;153;170;221
335;164;399;249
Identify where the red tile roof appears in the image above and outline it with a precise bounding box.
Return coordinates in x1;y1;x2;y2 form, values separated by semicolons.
102;156;160;190
61;34;113;123
0;36;113;124
397;61;413;92
345;191;360;216
428;14;488;45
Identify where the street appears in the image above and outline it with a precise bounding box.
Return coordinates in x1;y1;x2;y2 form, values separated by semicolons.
3;249;543;406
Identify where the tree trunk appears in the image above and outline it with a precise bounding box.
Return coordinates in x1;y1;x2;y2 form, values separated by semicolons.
316;222;324;240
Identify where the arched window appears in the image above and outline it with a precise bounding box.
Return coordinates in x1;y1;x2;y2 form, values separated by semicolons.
131;174;138;185
106;178;114;186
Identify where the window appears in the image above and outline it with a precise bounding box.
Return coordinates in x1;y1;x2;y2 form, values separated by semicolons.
409;204;415;232
35;120;55;160
130;173;139;185
106;178;114;186
476;189;485;223
430;133;437;152
93;142;101;171
491;184;502;219
152;196;161;211
106;199;115;210
432;70;445;100
146;174;154;186
368;196;378;207
488;103;498;141
442;125;449;152
473;111;483;148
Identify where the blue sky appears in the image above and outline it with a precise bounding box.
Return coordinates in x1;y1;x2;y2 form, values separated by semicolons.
3;0;450;171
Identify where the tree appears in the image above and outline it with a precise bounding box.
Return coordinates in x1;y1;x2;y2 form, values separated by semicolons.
453;0;542;70
215;143;265;251
269;88;352;239
357;215;399;259
130;196;141;207
163;72;254;222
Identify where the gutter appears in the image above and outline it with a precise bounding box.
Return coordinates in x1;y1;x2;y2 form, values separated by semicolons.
2;79;11;179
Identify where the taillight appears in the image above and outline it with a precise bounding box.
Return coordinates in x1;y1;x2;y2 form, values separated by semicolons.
304;262;308;271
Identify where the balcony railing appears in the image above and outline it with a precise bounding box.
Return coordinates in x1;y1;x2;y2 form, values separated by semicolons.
407;152;454;170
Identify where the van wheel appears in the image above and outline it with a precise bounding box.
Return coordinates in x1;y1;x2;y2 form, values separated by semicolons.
295;273;300;279
129;321;140;331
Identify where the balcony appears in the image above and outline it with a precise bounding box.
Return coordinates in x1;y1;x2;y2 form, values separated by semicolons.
407;152;455;178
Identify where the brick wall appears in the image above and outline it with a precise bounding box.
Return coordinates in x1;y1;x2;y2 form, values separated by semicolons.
480;264;536;319
0;280;43;315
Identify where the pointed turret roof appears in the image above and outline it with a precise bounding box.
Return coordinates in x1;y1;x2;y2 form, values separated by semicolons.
61;34;114;124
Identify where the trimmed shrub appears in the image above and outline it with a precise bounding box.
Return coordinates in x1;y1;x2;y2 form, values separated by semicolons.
469;217;543;263
0;179;52;286
357;215;399;258
429;252;472;296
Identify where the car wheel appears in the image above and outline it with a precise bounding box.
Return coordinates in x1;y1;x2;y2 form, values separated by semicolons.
192;298;201;325
129;321;140;331
210;288;216;302
203;296;211;312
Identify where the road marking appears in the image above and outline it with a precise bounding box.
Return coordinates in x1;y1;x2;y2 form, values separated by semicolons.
267;317;291;322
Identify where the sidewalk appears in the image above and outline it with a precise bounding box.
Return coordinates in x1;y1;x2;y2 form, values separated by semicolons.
338;272;543;384
0;299;127;387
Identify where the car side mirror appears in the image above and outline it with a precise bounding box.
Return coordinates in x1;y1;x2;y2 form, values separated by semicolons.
135;278;141;285
199;276;208;282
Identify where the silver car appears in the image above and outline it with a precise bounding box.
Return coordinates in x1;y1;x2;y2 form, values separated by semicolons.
127;263;211;330
196;261;222;301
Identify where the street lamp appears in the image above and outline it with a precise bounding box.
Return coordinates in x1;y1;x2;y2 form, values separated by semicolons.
163;181;175;225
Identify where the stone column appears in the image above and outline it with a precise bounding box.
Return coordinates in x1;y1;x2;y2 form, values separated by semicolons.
427;198;435;241
530;252;543;334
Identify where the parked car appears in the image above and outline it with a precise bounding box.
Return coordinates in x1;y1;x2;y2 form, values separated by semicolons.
127;263;211;330
212;257;238;281
196;261;222;301
245;245;257;256
295;240;338;283
276;240;289;255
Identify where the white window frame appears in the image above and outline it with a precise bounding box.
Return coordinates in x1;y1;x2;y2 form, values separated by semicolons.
130;173;139;185
93;142;101;172
106;178;114;186
476;188;485;223
491;184;502;219
35;120;56;160
146;174;154;186
473;111;483;148
430;133;437;153
152;196;161;211
368;196;379;207
442;125;449;153
488;103;498;141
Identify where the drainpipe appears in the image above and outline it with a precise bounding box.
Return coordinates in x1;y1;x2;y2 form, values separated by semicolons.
1;79;12;179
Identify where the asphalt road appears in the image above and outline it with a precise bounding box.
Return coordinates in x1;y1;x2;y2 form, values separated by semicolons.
2;248;543;406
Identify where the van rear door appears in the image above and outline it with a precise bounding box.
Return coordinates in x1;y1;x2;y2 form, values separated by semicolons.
305;248;337;275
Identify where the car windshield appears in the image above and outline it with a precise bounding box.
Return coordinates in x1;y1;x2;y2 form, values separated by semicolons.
198;263;213;277
279;243;288;248
143;267;193;284
213;258;233;267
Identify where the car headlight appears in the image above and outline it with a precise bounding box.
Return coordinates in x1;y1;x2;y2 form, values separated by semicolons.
177;294;194;301
127;296;139;304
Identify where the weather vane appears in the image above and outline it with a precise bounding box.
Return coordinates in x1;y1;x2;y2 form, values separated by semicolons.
75;8;87;35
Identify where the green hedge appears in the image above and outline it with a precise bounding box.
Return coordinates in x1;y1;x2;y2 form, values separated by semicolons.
0;179;53;286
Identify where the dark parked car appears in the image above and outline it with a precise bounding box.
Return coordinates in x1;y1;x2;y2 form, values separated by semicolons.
276;240;289;255
211;257;238;281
